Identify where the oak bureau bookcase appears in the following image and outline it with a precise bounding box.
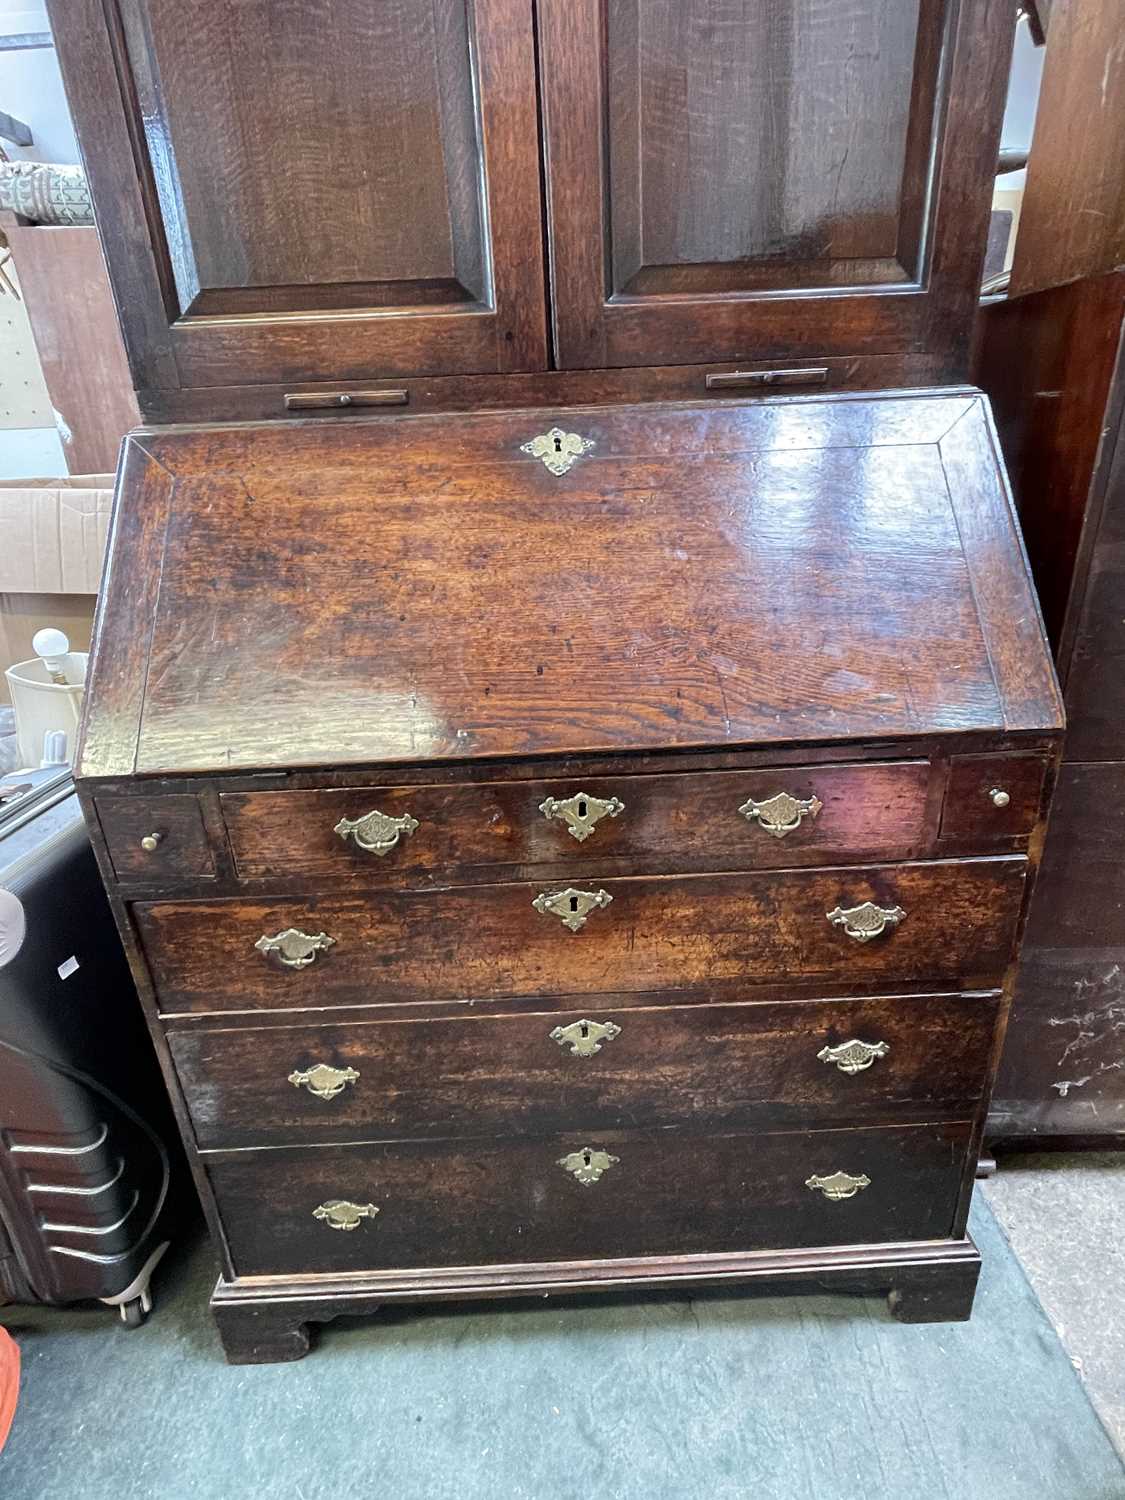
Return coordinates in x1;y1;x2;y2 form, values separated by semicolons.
45;0;1059;1362
75;394;1061;1361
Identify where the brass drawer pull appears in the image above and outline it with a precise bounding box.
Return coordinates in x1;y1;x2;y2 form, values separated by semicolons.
313;1200;379;1231
335;808;419;856
255;927;336;968
539;792;625;842
738;791;823;838
550;1018;621;1057
140;831;164;853
532;887;612;932
557;1147;619;1185
817;1038;890;1074
806;1171;871;1201
989;787;1011;808
826;901;905;942
289;1062;359;1099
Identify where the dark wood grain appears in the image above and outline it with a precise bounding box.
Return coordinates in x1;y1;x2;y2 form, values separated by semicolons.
96;793;214;881
134;354;965;425
539;0;1014;372
46;0;547;400
76;395;1062;780
206;1120;972;1278
937;753;1048;842
219;761;932;885
169;990;1000;1150
134;858;1027;1015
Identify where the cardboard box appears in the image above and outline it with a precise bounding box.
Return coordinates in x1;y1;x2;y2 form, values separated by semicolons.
0;474;113;703
0;474;114;593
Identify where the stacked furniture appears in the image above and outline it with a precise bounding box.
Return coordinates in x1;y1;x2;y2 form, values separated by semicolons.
49;0;1064;1359
974;0;1125;1145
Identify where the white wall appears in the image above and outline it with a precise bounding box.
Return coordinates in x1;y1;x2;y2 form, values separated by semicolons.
0;3;79;165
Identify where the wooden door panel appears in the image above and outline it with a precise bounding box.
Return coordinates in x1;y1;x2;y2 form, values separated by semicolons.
540;0;1013;371
48;0;547;400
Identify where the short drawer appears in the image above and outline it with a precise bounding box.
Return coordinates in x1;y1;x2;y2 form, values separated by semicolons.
135;857;1027;1015
207;1120;973;1278
939;754;1050;842
170;991;1001;1149
96;794;214;881
220;761;931;883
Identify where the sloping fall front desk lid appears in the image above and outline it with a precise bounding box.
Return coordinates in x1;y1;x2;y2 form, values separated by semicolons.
77;392;1062;781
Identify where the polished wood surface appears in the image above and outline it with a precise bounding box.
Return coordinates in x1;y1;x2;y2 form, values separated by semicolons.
135;858;1026;1015
218;761;933;885
206;1120;972;1278
46;0;547;395
169;990;1000;1150
77;394;1062;780
540;0;1013;371
75;389;1062;1355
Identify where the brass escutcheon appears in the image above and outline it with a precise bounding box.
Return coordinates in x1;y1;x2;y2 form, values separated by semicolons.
550;1018;622;1057
557;1147;619;1185
805;1171;871;1201
817;1038;890;1075
539;792;625;842
532;887;613;932
334;808;419;857
520;427;596;476
825;901;906;942
255;928;336;969
738;790;823;838
289;1062;360;1099
312;1200;379;1231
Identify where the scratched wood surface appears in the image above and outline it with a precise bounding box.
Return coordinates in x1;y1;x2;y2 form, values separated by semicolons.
134;857;1027;1015
76;394;1061;780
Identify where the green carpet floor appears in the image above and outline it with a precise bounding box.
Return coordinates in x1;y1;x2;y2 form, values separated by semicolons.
2;1195;1123;1500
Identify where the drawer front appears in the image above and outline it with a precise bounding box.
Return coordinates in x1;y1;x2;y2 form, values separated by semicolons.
220;761;931;883
96;794;214;881
208;1121;972;1277
939;754;1049;842
171;991;1001;1149
136;858;1027;1014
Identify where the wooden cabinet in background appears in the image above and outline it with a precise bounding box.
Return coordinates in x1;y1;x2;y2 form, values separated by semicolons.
49;0;1018;422
976;272;1125;1146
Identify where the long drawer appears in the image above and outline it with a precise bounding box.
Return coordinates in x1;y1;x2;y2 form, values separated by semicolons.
214;762;932;883
135;858;1027;1014
170;991;1001;1149
207;1120;972;1278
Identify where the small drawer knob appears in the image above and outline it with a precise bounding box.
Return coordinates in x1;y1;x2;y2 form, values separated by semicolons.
140;832;163;853
989;788;1011;809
